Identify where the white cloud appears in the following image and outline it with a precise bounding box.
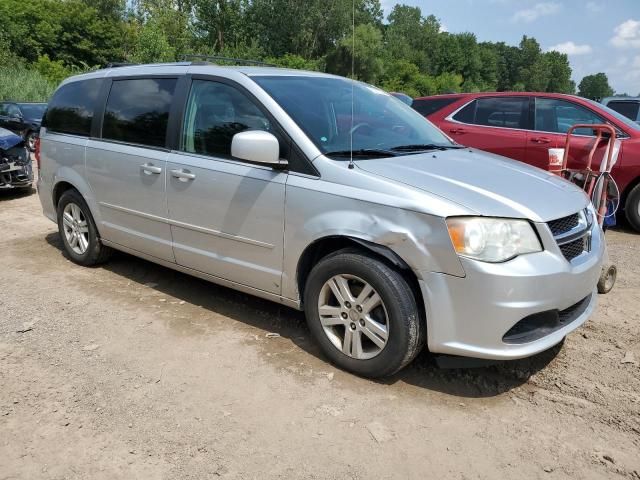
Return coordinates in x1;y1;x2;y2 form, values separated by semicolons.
586;1;604;13
439;23;449;33
547;41;593;56
610;19;640;48
511;2;561;23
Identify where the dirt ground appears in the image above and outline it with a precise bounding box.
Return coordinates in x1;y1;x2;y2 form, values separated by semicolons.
1;186;639;480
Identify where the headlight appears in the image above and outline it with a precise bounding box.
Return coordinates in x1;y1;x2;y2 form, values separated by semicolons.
446;217;542;263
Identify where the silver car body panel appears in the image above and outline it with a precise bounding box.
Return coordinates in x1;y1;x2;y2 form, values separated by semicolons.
37;63;604;360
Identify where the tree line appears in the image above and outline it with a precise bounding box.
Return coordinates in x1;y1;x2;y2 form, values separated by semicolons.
0;0;618;102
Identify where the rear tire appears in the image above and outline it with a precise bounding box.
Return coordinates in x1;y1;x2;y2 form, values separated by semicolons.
57;189;111;266
624;183;640;233
304;250;425;378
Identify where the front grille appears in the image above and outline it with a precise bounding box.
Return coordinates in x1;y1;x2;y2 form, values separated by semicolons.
547;211;590;263
559;237;586;262
547;213;580;236
503;294;592;344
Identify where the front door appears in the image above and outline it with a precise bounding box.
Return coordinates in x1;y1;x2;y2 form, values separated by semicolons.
85;77;178;262
527;97;609;171
443;96;530;162
166;78;287;295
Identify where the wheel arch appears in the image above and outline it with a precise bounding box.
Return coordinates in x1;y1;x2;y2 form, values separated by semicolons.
296;235;426;322
50;169;103;237
52;180;77;208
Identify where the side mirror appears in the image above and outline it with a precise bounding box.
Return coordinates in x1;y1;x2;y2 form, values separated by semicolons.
231;130;286;168
11;113;22;120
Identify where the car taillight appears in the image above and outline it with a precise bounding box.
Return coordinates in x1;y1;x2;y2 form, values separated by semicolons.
34;137;41;171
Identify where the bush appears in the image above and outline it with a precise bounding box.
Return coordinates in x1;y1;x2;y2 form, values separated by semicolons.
33;55;75;85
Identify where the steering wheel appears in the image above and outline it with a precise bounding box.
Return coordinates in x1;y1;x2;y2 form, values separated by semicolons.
349;123;371;135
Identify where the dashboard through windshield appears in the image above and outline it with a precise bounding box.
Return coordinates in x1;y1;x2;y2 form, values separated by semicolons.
252;75;455;158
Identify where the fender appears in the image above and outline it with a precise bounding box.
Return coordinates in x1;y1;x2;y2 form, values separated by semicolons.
51;165;104;235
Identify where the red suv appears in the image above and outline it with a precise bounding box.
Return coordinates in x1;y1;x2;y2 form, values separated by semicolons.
413;92;640;232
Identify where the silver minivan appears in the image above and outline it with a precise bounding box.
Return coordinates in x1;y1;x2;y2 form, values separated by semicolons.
37;63;604;377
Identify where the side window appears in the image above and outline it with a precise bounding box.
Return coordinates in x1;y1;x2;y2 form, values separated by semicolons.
181;79;271;158
412;97;459;117
7;104;21;117
453;100;476;123
102;78;177;148
607;101;640;122
43;79;103;136
453;97;528;129
0;104;6;116
535;98;604;135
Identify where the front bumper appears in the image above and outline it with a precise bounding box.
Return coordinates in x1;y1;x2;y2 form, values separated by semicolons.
419;220;604;360
0;160;33;188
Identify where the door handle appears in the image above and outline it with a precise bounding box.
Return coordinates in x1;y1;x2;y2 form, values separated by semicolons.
530;137;551;144
141;163;162;175
170;169;196;181
449;127;466;134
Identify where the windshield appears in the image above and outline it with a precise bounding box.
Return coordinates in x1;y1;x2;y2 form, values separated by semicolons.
18;104;46;119
585;98;640;132
252;75;454;158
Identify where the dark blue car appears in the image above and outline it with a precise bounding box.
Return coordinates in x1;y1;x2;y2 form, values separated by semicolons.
0;102;47;151
0;127;32;190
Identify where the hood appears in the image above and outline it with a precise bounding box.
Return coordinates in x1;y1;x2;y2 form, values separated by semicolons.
0;127;24;151
355;148;589;222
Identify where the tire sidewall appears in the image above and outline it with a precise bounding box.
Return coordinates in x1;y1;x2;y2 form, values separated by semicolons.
26;131;37;151
56;190;101;265
304;253;420;377
625;184;640;232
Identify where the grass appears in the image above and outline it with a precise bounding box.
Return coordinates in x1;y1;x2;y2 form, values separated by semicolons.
0;64;55;102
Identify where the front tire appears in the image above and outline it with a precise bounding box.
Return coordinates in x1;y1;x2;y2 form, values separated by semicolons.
304;250;425;378
57;189;111;266
25;131;37;151
625;183;640;233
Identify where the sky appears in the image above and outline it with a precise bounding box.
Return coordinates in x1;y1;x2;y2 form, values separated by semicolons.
380;0;640;95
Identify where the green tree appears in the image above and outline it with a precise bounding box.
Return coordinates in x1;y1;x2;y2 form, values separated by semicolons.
130;20;175;63
326;24;384;83
545;51;574;94
578;73;614;100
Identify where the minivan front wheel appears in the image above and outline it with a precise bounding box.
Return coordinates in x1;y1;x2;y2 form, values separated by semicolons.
304;250;424;378
57;189;111;266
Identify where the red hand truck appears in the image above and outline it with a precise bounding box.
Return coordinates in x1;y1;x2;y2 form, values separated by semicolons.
549;124;618;294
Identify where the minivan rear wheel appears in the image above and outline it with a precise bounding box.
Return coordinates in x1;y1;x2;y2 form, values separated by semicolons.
304;250;425;378
57;189;111;266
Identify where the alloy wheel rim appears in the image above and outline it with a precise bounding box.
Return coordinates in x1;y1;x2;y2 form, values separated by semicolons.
317;274;389;360
62;203;89;255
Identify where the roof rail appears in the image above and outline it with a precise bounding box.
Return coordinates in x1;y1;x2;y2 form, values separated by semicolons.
180;55;276;67
104;62;137;69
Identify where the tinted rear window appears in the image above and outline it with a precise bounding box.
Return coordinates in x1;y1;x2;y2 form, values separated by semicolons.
412;97;459;117
43;79;103;136
607;101;640;121
453;97;529;129
102;78;177;148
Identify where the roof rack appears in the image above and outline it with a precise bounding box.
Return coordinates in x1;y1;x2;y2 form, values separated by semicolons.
180;55;276;67
104;62;137;69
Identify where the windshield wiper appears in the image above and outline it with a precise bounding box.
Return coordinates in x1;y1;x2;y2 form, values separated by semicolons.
390;144;464;152
324;148;398;159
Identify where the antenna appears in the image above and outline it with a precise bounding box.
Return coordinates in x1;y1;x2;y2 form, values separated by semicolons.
348;0;355;170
